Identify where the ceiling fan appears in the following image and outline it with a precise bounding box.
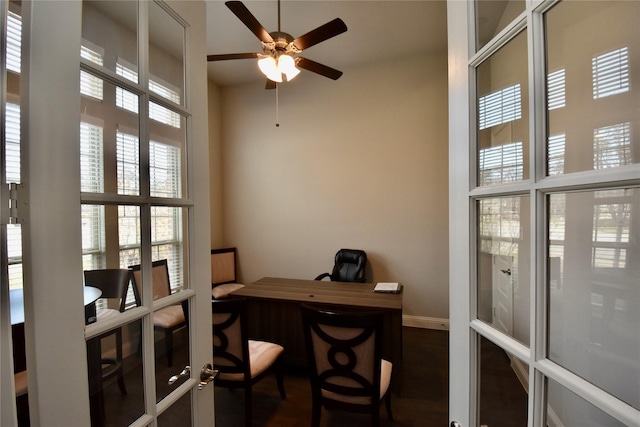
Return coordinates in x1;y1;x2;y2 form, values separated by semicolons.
207;0;348;88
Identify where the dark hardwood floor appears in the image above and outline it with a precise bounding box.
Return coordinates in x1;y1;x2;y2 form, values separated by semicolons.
97;326;527;426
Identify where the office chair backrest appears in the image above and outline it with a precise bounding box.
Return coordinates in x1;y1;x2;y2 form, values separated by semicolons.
332;249;367;282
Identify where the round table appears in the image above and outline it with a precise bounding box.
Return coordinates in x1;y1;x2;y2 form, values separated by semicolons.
10;286;102;325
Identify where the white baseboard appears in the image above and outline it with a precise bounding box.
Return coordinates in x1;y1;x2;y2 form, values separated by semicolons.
403;314;449;330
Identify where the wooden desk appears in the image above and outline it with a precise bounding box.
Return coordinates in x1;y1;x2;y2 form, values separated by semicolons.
230;277;403;386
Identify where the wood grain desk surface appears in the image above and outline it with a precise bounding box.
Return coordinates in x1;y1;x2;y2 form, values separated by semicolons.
231;277;403;311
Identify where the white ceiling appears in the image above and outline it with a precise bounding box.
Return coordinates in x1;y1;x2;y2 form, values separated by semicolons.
205;0;449;86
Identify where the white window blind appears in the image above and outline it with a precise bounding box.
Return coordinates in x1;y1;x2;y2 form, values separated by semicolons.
80;45;104;100
547;69;566;110
150;102;181;128
593;122;631;169
150;141;182;198
479;141;524;185
5;102;21;183
7;11;21;73
478;84;522;130
81;204;105;270
116;131;140;195
149;79;181;104
116;87;139;113
80;121;104;193
547;133;566;176
592;47;629;99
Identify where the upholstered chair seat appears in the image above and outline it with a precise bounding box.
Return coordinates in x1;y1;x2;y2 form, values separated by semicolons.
212;298;286;427
14;370;28;397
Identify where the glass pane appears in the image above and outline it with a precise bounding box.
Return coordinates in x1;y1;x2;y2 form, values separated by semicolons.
80;76;140;196
548;189;640;410
545;1;640;175
476;0;525;51
82;0;138;81
158;389;192;426
547;377;628;427
149;0;184;106
149;108;186;198
478;336;528;426
477;30;529;186
88;319;145;426
156;318;190;403
151;206;187;294
477;196;530;345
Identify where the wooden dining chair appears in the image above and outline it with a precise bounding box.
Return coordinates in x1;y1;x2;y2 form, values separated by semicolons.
211;247;245;299
83;268;132;395
300;304;393;427
130;259;187;367
212;297;286;427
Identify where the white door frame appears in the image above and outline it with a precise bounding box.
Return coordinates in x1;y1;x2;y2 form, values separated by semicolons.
8;1;214;425
448;1;640;426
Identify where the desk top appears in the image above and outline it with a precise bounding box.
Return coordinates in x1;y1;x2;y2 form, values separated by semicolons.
231;277;402;311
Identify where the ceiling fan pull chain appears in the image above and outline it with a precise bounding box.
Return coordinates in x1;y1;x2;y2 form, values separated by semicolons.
275;83;280;127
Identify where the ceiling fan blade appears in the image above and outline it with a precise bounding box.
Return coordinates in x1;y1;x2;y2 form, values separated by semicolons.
292;18;347;51
225;1;274;44
265;79;277;90
296;57;343;80
207;53;259;61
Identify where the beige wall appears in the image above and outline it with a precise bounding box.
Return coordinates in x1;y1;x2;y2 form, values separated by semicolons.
208;52;450;320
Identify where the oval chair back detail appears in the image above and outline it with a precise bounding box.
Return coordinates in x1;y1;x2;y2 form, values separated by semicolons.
300;304;393;427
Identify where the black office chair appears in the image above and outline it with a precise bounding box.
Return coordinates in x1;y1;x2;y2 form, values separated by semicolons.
300;304;393;427
315;249;368;283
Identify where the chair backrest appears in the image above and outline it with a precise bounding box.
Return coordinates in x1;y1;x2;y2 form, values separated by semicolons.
212;298;250;379
83;268;131;312
300;304;383;401
332;249;367;282
211;248;238;286
129;259;172;304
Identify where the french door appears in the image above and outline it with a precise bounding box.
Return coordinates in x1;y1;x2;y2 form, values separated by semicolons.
1;1;214;425
448;1;639;426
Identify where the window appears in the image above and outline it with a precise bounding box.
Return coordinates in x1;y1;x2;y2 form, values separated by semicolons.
479;141;524;184
80;44;104;100
593;122;631;169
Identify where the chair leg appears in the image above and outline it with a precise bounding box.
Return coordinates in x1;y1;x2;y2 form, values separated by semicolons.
165;329;173;367
244;385;252;427
372;407;380;427
311;397;321;427
115;329;127;395
275;358;286;399
385;392;393;421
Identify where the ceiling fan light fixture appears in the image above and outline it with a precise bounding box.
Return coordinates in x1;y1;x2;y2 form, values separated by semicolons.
278;54;300;81
258;55;282;82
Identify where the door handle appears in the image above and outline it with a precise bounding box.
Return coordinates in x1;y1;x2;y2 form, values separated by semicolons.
168;365;191;385
198;363;219;390
500;268;511;275
451;422;462;427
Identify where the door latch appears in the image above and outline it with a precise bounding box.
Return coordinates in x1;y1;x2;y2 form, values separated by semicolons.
198;363;218;390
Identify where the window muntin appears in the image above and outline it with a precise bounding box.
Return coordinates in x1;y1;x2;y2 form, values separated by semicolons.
475;0;525;51
477;30;529;186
